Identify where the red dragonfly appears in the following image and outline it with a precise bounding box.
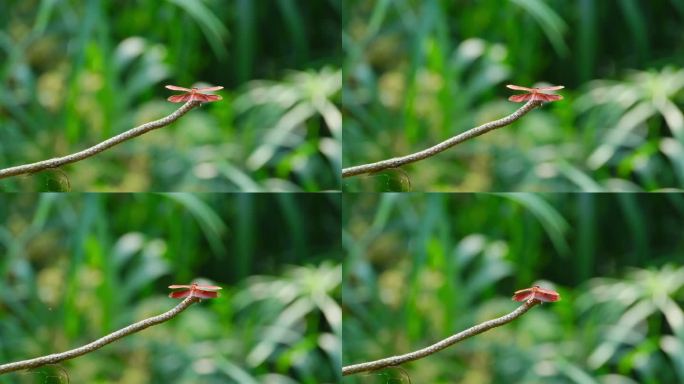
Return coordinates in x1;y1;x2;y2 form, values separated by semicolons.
165;85;223;103
506;84;564;103
168;283;222;299
512;285;560;303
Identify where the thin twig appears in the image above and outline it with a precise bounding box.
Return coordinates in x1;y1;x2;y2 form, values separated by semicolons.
342;299;539;376
0;296;199;375
0;101;201;180
342;100;542;178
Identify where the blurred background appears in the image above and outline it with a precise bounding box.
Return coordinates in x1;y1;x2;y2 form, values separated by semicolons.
343;193;684;383
0;0;341;191
342;0;684;191
0;193;341;383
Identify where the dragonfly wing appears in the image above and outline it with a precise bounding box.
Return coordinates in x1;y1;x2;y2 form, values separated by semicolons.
192;93;222;103
535;93;563;102
535;85;564;91
193;94;209;102
168;94;192;103
195;86;224;92
508;93;533;103
512;288;534;302
202;94;222;102
195;285;222;291
534;289;560;302
165;85;193;92
169;290;192;299
506;84;536;92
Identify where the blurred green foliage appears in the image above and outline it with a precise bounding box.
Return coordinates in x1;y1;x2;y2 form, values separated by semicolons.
342;0;684;191
343;193;684;383
0;193;341;383
0;0;341;191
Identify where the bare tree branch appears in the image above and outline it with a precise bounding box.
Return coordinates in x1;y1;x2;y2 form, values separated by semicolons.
0;101;201;180
342;299;540;376
0;296;200;375
342;100;542;178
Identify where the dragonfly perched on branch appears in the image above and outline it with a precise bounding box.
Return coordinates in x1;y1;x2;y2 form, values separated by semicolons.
168;283;222;299
512;285;560;302
165;85;223;103
506;84;564;103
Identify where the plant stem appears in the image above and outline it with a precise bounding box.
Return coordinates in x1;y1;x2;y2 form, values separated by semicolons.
342;100;542;178
342;299;539;376
0;101;200;180
0;296;199;375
